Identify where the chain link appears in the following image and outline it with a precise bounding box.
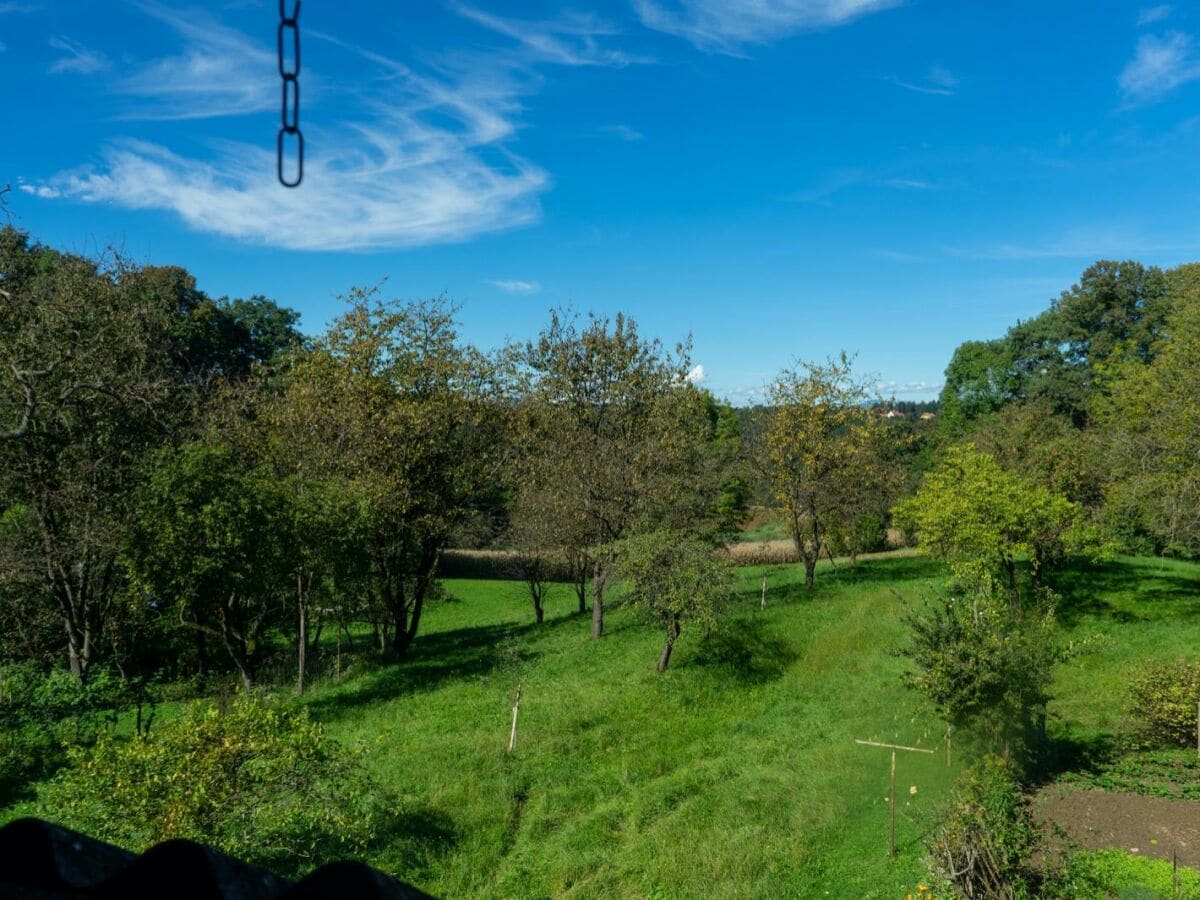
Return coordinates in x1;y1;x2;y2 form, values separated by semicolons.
277;0;303;187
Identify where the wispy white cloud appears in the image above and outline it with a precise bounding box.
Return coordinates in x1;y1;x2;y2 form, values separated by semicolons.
116;2;275;119
488;279;542;294
889;64;957;96
1137;5;1171;26
48;36;110;75
949;224;1196;261
632;0;900;53
38;135;546;252
17;182;60;199
876;379;943;397
789;168;937;203
450;3;646;67
872;248;925;262
30;3;624;250
685;364;708;384
880;177;936;190
601;123;645;141
1119;31;1200;106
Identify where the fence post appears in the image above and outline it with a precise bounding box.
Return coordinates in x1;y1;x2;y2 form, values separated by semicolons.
509;684;522;752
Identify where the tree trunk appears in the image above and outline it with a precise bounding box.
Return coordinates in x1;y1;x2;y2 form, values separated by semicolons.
591;559;608;638
297;599;307;694
657;616;681;672
533;593;545;624
807;515;821;590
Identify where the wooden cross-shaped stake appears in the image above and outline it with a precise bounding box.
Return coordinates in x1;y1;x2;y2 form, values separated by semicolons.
855;739;935;859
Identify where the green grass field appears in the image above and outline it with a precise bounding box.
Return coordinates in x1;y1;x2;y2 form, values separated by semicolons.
6;554;1198;897
288;554;1200;898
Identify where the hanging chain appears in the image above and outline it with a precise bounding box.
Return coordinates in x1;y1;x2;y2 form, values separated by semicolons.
277;0;303;187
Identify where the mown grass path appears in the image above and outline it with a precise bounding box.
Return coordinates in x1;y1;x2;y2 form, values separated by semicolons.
309;556;966;898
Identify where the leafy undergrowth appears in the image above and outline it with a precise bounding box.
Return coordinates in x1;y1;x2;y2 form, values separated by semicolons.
1060;750;1200;800
1052;849;1200;899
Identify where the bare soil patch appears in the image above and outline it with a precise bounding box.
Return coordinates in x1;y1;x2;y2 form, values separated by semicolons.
1036;785;1200;867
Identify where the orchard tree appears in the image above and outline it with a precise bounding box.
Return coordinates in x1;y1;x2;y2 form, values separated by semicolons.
0;230;177;682
760;353;892;589
516;309;719;638
0;227;301;681
278;290;510;657
893;444;1082;600
616;530;733;672
125;440;288;690
1098;263;1200;556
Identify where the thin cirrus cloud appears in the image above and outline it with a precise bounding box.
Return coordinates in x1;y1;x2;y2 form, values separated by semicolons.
450;2;649;67
600;124;645;141
47;36;111;75
1118;31;1200;106
30;3;640;251
889;64;957;96
1137;5;1171;26
115;2;276;120
632;0;901;53
488;279;542;295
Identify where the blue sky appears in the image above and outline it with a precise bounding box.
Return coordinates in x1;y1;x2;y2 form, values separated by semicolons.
3;1;1200;402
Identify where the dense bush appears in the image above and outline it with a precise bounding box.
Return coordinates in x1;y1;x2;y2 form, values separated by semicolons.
0;663;128;801
1129;659;1200;748
901;592;1058;761
38;696;395;877
927;755;1041;899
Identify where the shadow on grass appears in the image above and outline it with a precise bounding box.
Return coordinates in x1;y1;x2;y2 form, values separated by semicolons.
822;554;947;586
1029;727;1121;788
1047;558;1200;627
746;555;947;607
691;616;797;684
303;608;594;722
305;622;534;721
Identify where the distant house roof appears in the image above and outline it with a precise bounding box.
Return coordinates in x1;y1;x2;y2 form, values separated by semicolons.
884;409;906;418
920;412;937;420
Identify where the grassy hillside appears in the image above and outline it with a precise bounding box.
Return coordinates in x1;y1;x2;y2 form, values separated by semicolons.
304;557;973;897
9;554;1200;897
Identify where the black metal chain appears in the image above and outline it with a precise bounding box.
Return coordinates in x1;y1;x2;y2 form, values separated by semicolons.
277;0;303;187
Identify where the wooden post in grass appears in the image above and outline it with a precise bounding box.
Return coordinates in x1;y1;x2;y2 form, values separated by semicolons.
761;571;767;609
855;739;935;859
946;724;952;768
508;684;522;752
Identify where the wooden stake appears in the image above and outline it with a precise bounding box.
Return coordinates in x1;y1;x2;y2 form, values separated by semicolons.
854;738;935;861
508;684;522;752
761;571;767;609
946;725;952;768
889;749;897;859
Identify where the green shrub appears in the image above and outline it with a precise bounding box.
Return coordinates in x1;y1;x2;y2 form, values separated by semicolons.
1129;659;1200;748
0;662;128;801
901;591;1058;762
927;755;1040;899
38;696;395;877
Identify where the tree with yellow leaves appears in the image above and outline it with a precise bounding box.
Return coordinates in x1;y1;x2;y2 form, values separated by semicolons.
760;353;892;590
